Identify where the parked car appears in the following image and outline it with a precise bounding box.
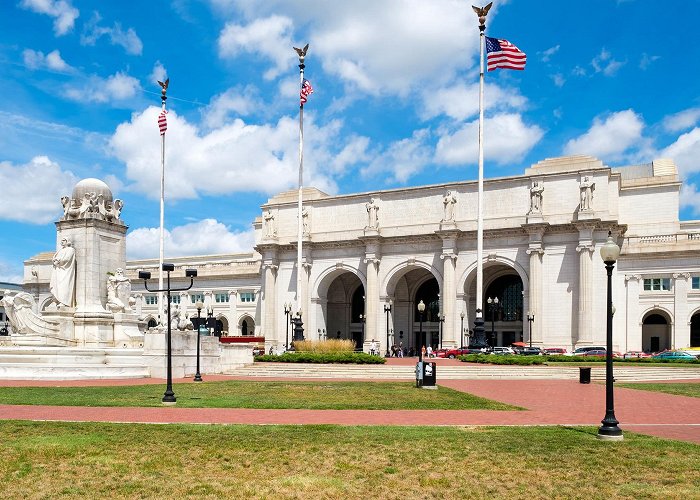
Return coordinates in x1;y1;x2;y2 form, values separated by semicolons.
542;347;567;355
490;346;516;355
520;347;543;356
567;346;606;356
434;348;449;358
652;351;698;360
582;350;622;358
623;350;651;359
444;346;488;358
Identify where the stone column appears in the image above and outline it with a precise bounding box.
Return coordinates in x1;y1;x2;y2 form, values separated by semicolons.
673;273;690;349
524;224;547;345
440;252;457;348
576;244;594;343
262;263;278;341
228;290;238;335
624;274;641;352
302;261;312;334
363;257;379;348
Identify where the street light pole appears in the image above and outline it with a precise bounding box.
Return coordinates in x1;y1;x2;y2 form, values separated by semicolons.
487;297;499;348
527;312;535;348
438;313;445;350
359;314;365;347
460;311;465;346
284;302;292;350
417;300;426;388
194;301;204;382
139;264;197;405
384;302;392;357
598;231;623;441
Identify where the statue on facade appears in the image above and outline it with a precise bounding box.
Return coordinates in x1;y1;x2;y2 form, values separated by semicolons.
442;191;457;221
580;176;595;211
366;198;379;228
49;237;76;308
301;206;310;235
106;268;132;313
263;210;276;238
529;180;544;213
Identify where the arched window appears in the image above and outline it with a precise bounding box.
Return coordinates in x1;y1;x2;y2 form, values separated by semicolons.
147;318;158;329
484;275;523;322
643;313;668;325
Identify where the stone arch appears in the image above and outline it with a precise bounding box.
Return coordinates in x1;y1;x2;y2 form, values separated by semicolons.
145;316;158;329
383;259;443;298
690;309;700;347
313;263;366;346
239;314;255;336
313;263;366;300
641;308;673;352
216;314;229;336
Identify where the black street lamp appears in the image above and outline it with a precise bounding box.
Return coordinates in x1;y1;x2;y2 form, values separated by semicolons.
359;314;365;346
416;300;426;387
487;297;499;347
384;301;392;357
193;301;204;382
598;231;623;441
527;312;535;348
438;313;445;350
460;311;465;346
139;264;197;405
284;302;292;350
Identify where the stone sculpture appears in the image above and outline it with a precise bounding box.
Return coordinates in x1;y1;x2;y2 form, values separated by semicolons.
264;210;276;237
443;191;457;221
106;268;132;313
50;238;76;308
366;198;379;228
580;176;595;211
529;181;544;213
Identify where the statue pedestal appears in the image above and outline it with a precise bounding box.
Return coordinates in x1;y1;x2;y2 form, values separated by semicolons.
113;312;145;348
576;210;598;222
363;227;380;237
73;310;114;347
526;212;544;224
439;220;458;231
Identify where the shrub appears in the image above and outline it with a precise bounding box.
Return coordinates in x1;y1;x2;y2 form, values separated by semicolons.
544;356;700;364
292;339;355;353
458;354;545;365
255;352;385;364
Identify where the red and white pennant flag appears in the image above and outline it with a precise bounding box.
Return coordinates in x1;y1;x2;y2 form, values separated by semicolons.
158;110;168;135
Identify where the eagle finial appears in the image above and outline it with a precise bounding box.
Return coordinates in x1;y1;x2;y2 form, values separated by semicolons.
472;2;493;26
293;43;309;60
157;78;169;95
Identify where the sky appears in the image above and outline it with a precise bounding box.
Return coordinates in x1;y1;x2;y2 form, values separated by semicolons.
1;0;700;283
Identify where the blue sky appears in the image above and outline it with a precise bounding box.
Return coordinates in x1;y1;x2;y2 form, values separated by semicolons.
1;0;700;283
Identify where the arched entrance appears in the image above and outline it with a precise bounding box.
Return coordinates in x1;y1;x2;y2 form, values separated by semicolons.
692;312;700;347
324;273;364;350
642;311;671;352
216;316;228;337
240;315;255;336
414;278;440;352
484;274;524;347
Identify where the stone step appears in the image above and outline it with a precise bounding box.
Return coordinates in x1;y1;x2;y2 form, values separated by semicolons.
0;363;151;380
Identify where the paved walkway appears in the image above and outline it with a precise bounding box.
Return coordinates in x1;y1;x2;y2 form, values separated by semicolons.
0;376;698;445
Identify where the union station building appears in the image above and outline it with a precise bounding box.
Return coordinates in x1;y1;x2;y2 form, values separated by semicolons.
24;155;700;354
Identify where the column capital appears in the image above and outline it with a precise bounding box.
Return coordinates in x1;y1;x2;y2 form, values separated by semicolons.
228;290;238;297
673;272;690;281
526;247;544;256
364;257;380;265
624;274;642;282
576;244;595;254
263;263;279;272
440;252;457;262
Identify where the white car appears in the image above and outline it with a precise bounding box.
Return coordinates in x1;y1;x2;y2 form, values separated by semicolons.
490;346;515;355
566;346;606;356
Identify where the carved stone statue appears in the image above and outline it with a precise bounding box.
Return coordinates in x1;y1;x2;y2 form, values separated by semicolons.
529;181;544;213
442;191;457;221
366;198;379;228
170;305;193;331
301;206;310;235
1;292;34;333
263;210;276;237
50;237;76;308
580;176;595;211
106;268;132;313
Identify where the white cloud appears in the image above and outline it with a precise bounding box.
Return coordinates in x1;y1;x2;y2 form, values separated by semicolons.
639;53;660;70
150;61;167;84
420;82;527;121
435;113;544;166
63;71;140;103
0;156;78;224
563;110;644;161
222;1;480;96
662;108;700;133
540;45;560;62
0;258;23;284
680;182;700;216
660;127;700;178
218;15;294;81
362;129;432;183
22;49;73;72
109;107;368;200
126;219;256;259
81;12;143;55
202;85;263;128
551;73;565;87
591;48;625;76
20;0;79;36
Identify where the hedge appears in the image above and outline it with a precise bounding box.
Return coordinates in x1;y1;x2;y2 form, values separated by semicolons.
456;354;700;366
544;355;700;365
458;354;546;365
255;352;386;364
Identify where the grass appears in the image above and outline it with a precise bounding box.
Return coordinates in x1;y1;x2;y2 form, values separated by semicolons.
616;382;700;399
0;380;517;410
0;422;698;499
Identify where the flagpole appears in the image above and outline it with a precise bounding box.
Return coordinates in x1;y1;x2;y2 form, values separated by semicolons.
295;45;308;321
472;3;491;347
157;79;169;325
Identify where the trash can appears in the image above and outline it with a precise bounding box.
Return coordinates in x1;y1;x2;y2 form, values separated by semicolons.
579;367;591;384
423;362;437;387
415;361;424;388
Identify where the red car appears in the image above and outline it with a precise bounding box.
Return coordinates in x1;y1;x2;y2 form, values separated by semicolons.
623;351;651;359
543;347;567;355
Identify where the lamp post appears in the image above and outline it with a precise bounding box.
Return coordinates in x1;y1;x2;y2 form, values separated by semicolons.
416;300;426;387
193;301;204;382
359;314;365;347
598;231;623;441
527;312;535;348
284;302;292;350
292;310;304;343
438;313;445;349
460;311;465;346
384;301;392;357
487;297;499;347
139;264;197;405
206;305;215;336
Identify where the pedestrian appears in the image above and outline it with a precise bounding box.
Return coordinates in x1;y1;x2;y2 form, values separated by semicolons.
426;345;433;358
421;345;427;358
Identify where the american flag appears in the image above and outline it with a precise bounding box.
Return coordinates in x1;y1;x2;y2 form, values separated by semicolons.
158;110;167;135
300;78;314;106
486;37;526;71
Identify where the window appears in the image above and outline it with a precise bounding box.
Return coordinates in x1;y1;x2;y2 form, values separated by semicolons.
240;292;256;303
215;293;229;303
190;293;205;304
170;295;180;304
145;295;158;305
692;277;700;290
643;278;671;291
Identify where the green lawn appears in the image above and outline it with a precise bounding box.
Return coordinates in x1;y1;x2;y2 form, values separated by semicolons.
0;380;518;410
617;382;700;399
0;422;697;499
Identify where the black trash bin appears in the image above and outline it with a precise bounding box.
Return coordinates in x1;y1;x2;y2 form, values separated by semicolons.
579;367;591;384
423;362;437;387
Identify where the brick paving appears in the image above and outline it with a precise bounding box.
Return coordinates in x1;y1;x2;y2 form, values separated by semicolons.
0;374;698;445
